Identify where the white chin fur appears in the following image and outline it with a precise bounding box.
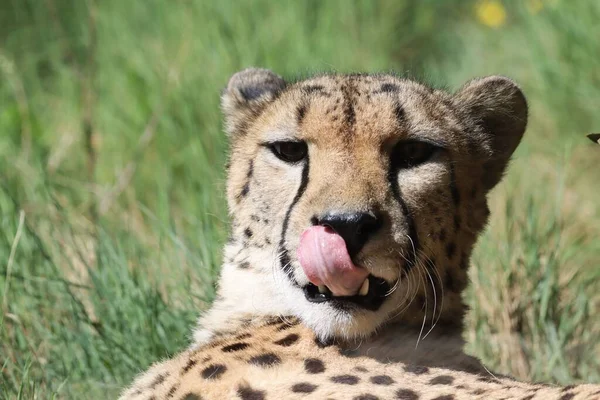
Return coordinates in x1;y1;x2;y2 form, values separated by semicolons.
277;268;392;340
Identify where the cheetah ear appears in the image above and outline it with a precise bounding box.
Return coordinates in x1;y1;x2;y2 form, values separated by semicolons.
455;76;528;191
221;68;287;136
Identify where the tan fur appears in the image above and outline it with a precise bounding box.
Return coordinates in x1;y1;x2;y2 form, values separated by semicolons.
121;318;600;400
120;70;600;399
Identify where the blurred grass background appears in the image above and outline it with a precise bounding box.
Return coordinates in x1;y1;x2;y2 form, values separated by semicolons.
1;0;599;398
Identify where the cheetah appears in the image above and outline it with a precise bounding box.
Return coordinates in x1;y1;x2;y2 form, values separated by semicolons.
120;69;600;399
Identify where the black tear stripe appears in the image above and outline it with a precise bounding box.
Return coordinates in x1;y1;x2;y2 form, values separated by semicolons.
278;158;310;285
387;168;420;271
448;163;460;207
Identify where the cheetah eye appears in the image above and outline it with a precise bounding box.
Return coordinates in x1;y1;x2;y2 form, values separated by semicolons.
391;141;437;169
269;141;308;163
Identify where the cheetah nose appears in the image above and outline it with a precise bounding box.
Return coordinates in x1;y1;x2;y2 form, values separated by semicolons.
314;211;382;258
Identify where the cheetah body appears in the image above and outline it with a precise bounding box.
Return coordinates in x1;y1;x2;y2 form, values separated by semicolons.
121;70;600;399
121;318;599;400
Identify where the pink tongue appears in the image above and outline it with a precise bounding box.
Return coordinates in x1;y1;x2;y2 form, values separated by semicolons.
297;225;369;296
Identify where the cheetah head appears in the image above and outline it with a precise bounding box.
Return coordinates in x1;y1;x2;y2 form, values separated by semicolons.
218;69;527;341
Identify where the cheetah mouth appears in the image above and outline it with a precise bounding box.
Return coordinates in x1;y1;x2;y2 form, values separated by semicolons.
302;275;391;311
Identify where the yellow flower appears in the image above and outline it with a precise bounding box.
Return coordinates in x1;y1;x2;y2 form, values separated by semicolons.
527;0;544;14
475;0;507;28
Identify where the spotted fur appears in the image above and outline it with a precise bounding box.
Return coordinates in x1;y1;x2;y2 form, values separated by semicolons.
121;317;600;399
120;70;600;399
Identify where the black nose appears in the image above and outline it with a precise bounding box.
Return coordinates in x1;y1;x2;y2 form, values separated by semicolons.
315;211;382;259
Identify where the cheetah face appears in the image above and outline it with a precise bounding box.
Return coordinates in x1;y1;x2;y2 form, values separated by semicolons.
222;69;527;339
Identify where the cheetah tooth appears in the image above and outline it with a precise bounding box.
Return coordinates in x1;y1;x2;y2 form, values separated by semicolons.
359;279;369;296
318;285;329;294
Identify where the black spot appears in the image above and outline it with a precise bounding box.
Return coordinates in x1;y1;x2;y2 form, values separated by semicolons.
181;394;202;400
250;214;260;222
354;366;368;373
404;364;429;375
379;83;399;93
431;396;454;400
471;389;486;395
149;373;167;388
201;364;226;380
304;84;326;94
395;389;419;400
559;394;575;400
296;104;307;124
239;182;250;198
446;242;456;259
291;383;317;393
237;385;265;400
244;228;253;238
166;384;179;398
276;323;294;331
430;375;455;385
304;358;326;374
330;375;360;385
370;375;394;385
274;333;299;347
239;261;250;270
354;395;379;400
181;358;197;374
393;102;405;124
235;333;252;340
237;161;254;200
222;342;250;352
562;385;576;392
249;352;281;367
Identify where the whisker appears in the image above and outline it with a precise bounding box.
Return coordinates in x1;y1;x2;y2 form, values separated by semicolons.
420;245;445;340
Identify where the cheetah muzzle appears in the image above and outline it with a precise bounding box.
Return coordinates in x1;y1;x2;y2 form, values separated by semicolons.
299;224;393;310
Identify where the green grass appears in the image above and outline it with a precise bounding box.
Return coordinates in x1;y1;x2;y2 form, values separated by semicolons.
1;0;599;398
